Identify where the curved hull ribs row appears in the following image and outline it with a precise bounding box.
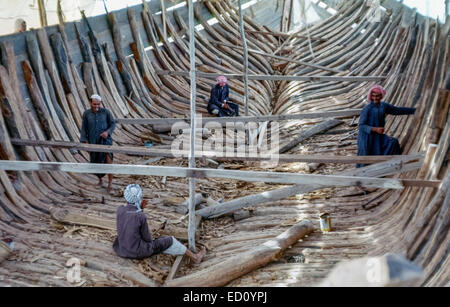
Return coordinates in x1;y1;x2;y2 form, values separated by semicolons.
0;0;448;286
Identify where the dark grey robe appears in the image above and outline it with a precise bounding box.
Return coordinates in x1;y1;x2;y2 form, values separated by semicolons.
80;108;115;178
113;204;173;259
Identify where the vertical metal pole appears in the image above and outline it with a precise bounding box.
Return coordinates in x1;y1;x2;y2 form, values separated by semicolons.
37;0;48;27
446;0;449;23
187;0;197;252
161;0;167;39
238;0;249;116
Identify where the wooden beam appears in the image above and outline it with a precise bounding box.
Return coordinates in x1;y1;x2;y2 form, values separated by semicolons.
245;29;327;42
166;220;313;287
277;119;343;153
187;0;197;252
37;0;48;27
9;138;422;164
237;0;249;115
115;109;362;125
0;160;415;190
195;154;425;218
209;39;342;73
402;179;442;188
155;70;386;82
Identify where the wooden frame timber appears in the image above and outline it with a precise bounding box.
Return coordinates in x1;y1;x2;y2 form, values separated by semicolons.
156;70;387;82
0;160;440;190
9;139;424;165
115;109;363;125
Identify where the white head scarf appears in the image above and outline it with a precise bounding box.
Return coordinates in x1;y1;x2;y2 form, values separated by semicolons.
124;184;143;212
14;19;26;32
90;94;102;102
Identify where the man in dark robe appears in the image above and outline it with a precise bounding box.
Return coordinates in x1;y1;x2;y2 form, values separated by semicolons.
80;94;115;192
207;75;239;117
357;85;416;167
113;184;206;263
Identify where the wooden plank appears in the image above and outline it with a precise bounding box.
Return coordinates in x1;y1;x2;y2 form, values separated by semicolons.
187;0;197;252
277;119;343;153
115;109;362;125
155;70;387;82
237;0;250;115
402;179;442;188
9;138;423;164
166;220;313;287
195;154;425;218
0;160;408;190
245;29;327;41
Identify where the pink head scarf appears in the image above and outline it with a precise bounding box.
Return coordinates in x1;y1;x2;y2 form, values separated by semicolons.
216;75;227;85
367;85;386;101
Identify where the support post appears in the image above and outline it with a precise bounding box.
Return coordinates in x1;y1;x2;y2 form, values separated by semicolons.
238;0;249;116
37;0;48;27
187;0;197;252
446;0;450;23
57;0;65;25
161;0;167;40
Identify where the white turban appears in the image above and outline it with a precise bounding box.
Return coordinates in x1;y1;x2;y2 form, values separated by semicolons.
14;19;26;32
216;75;227;84
90;94;102;102
124;184;142;212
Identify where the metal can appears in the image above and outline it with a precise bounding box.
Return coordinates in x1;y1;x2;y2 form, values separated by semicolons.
320;213;332;232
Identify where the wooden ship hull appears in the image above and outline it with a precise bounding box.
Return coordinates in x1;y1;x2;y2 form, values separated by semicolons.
0;0;448;287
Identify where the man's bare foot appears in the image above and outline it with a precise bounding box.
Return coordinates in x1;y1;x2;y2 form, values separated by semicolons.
107;185;112;194
192;247;206;264
97;179;103;187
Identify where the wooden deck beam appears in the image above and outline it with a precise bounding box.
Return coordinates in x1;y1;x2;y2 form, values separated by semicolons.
114;109;362;125
0;159;438;190
10;138;422;164
156;69;386;82
7;139;426;164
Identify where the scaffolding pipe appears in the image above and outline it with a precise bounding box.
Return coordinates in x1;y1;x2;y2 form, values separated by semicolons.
37;0;48;27
446;0;449;23
188;0;197;252
238;0;249;116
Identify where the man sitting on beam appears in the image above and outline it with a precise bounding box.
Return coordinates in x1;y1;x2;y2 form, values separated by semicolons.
207;75;239;117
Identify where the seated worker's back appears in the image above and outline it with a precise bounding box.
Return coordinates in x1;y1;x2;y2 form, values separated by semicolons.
113;204;172;259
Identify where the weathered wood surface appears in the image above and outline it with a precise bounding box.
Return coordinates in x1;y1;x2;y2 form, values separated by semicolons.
0;241;12;264
196;154;424;218
0;160;413;190
115;109;362;125
277;119;343;153
209;39;343;73
10;138;422;164
156;70;387;82
165;220;313;287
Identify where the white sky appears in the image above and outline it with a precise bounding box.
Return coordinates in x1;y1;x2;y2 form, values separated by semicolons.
403;0;446;21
